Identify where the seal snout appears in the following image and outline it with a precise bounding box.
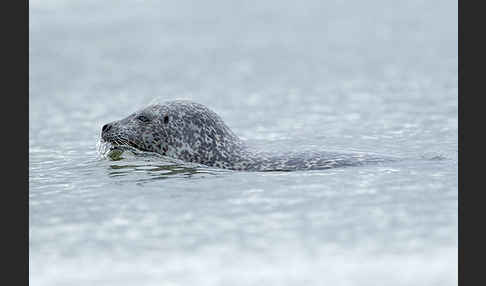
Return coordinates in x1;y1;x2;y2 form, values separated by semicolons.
101;123;115;142
102;123;113;133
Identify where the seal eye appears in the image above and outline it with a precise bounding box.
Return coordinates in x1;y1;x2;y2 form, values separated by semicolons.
163;115;169;124
137;115;150;123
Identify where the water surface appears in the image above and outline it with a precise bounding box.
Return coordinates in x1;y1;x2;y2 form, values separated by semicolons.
29;0;457;285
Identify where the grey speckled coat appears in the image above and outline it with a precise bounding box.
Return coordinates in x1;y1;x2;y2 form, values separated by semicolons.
101;100;392;171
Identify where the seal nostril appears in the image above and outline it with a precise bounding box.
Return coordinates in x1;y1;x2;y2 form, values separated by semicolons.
102;123;112;133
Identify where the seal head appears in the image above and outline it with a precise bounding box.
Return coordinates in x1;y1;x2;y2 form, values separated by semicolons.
101;100;248;169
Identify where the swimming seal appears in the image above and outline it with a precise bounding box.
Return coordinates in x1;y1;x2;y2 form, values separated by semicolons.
100;100;393;171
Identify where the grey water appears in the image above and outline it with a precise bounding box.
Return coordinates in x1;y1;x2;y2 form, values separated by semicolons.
29;0;457;285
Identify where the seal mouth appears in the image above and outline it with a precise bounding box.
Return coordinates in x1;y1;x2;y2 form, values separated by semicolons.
103;137;154;153
98;136;138;153
110;142;147;154
109;144;133;152
108;141;137;150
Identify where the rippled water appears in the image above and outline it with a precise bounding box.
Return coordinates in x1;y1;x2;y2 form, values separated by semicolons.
29;0;457;285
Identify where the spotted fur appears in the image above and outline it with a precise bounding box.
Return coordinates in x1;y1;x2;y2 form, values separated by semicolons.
101;100;393;171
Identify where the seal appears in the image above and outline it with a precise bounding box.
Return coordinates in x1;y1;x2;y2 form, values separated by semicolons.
100;100;393;171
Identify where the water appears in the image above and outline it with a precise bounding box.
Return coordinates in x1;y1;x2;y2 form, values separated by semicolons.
29;0;458;285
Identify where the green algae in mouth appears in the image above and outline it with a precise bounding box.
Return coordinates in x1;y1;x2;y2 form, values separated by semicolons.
107;146;125;160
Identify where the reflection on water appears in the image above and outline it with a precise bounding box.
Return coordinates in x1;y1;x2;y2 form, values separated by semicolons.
108;161;229;183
